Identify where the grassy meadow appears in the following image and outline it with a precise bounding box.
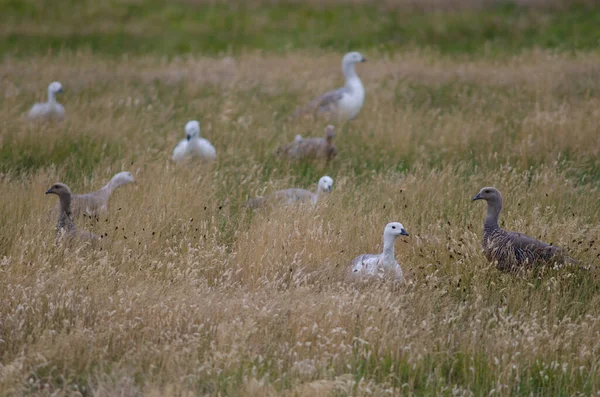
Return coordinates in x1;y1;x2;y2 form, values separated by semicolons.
1;0;600;395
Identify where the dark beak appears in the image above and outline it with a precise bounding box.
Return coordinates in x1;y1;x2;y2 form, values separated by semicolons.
57;88;63;93
361;58;367;63
186;134;191;141
45;188;53;194
472;193;482;201
401;229;409;236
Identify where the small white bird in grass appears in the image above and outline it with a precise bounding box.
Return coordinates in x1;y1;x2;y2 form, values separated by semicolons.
294;52;366;122
28;81;66;120
172;120;217;163
348;222;409;281
246;176;334;209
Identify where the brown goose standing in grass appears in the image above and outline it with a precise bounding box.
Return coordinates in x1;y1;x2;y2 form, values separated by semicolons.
472;187;573;271
46;183;99;242
276;125;338;162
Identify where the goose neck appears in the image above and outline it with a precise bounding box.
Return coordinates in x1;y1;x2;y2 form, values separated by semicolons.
343;62;358;81
47;88;56;104
58;195;74;230
484;199;502;230
382;233;396;266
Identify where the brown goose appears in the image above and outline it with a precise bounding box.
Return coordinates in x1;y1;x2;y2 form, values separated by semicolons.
46;183;100;242
276;125;337;162
472;187;571;271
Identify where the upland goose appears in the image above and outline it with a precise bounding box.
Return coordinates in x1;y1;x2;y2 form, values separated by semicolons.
172;120;216;162
247;176;334;209
276;125;337;161
46;183;99;242
294;52;366;122
28;81;66;120
472;187;573;270
348;222;409;281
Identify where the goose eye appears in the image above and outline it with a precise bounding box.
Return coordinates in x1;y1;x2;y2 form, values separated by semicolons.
392;226;396;229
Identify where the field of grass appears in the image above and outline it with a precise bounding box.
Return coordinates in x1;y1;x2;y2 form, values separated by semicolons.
1;0;600;395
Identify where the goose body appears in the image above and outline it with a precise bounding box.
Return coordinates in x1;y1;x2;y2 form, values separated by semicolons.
247;176;333;209
276;125;337;161
294;52;366;122
66;172;135;217
472;187;570;270
28;82;66;120
348;222;409;281
46;183;99;242
172;120;216;162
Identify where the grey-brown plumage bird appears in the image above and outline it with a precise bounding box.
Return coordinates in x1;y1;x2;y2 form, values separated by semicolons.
472;187;573;271
246;176;334;209
53;172;135;218
276;125;337;162
46;183;100;242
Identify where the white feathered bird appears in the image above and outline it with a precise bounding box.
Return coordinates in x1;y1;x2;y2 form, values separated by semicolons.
28;81;66;120
172;120;216;163
294;52;366;122
246;176;334;209
348;222;409;281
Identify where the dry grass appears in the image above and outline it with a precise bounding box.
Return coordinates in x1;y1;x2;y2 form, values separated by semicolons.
1;51;600;396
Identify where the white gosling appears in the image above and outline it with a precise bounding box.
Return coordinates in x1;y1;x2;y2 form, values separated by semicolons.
28;81;66;120
348;222;409;281
68;171;136;217
247;175;334;208
295;52;366;122
172;120;217;163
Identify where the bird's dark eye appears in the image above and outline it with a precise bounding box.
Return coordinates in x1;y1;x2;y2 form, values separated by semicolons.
392;226;396;229
485;190;490;194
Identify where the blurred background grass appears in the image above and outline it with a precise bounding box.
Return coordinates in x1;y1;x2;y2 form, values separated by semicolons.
2;0;600;57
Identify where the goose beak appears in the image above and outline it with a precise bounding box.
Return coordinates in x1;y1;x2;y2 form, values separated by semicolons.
186;134;191;141
360;57;367;63
45;188;53;194
400;229;409;236
472;193;482;201
57;88;63;93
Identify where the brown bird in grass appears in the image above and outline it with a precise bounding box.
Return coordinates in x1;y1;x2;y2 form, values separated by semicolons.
46;183;100;243
276;125;337;162
472;187;574;271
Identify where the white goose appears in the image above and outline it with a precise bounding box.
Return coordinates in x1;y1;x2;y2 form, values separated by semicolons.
246;176;334;209
295;52;366;122
28;81;66;120
348;222;409;281
172;120;216;163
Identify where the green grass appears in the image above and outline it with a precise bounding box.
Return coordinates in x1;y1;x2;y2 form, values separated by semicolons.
2;0;600;57
0;131;123;182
